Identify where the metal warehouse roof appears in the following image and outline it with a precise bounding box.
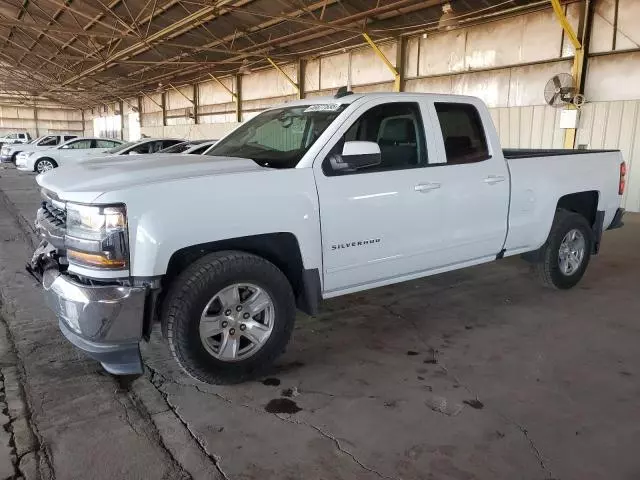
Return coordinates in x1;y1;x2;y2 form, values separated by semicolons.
0;0;546;108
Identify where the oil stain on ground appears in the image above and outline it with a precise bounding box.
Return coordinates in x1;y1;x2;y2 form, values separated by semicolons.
262;377;281;386
265;398;302;414
463;399;484;409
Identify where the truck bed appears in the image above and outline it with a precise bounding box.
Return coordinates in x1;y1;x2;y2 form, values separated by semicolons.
503;148;619;159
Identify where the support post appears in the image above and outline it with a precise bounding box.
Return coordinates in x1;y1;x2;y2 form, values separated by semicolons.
33;100;39;137
267;57;300;96
362;32;401;92
550;0;591;148
119;100;125;140
193;83;199;124
297;58;305;99
395;37;406;92
81;109;85;136
161;91;167;127
235;74;242;123
137;96;143;128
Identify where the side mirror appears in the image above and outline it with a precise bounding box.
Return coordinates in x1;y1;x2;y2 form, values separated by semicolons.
329;141;381;172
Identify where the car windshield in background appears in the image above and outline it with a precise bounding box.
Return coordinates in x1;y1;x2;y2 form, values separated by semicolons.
206;104;347;168
160;141;198;154
106;141;136;154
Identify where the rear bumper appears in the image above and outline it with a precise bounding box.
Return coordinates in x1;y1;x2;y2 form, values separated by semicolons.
41;266;146;375
607;208;625;230
0;154;12;162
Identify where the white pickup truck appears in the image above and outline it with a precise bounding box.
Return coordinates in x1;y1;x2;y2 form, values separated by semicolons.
2;134;78;163
29;92;626;384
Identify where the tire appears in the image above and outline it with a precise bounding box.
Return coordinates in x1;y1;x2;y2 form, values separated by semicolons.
11;152;19;163
162;251;296;384
534;209;593;289
34;158;58;173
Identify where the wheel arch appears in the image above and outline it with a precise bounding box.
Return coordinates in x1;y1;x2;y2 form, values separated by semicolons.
556;190;600;226
161;232;321;317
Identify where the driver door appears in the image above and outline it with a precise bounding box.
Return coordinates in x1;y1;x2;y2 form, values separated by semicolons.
313;98;448;294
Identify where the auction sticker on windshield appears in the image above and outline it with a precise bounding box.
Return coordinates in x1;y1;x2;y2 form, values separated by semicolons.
304;104;341;113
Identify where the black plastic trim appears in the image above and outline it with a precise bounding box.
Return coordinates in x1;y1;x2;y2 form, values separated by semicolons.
607;208;625;230
504;148;620;159
297;268;321;316
592;210;605;254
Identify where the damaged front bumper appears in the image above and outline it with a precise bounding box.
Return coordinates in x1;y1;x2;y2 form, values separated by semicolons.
29;243;146;375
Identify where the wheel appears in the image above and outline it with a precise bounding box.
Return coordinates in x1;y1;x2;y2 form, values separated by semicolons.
34;158;57;173
162;251;296;384
534;209;593;289
11;152;19;163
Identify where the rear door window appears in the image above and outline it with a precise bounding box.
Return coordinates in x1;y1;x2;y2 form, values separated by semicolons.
434;103;489;164
65;139;92;149
95;140;118;148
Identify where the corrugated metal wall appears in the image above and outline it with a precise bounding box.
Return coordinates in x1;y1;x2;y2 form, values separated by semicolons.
489;102;640;212
577;101;640;212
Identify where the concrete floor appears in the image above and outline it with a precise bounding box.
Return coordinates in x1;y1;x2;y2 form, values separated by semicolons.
0;165;639;480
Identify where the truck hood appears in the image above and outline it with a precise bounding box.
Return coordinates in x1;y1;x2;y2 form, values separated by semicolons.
37;154;264;202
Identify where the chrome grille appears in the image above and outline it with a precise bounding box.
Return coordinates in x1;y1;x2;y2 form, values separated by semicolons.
41;201;66;228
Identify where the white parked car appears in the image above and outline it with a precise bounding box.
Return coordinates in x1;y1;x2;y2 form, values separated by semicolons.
1;134;78;163
158;140;218;155
29;92;626;384
17;137;124;173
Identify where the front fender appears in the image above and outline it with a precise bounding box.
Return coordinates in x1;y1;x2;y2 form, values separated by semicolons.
101;168;322;277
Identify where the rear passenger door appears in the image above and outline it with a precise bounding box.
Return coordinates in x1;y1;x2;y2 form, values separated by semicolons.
425;101;510;262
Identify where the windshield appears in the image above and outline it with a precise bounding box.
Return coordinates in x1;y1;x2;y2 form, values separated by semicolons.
206;104;346;168
106;141;137;154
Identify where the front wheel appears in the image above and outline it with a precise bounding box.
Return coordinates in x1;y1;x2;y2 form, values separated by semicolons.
34;158;57;173
534;209;593;289
162;251;296;384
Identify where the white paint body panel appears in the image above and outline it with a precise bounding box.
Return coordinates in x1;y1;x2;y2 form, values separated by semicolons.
35;93;623;300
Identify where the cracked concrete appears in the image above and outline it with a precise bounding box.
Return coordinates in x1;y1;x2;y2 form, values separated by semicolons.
1;167;640;479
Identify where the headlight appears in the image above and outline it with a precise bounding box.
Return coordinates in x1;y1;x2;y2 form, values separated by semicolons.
64;203;129;270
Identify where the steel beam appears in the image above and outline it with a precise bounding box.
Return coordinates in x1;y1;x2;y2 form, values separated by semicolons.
266;58;300;95
362;33;401;92
169;83;195;105
208;73;237;99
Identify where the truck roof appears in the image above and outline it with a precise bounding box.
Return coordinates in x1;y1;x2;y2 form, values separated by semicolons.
275;91;483;109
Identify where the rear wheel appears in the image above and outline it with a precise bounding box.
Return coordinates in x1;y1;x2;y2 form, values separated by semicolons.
534;209;593;289
34;158;57;173
163;251;296;384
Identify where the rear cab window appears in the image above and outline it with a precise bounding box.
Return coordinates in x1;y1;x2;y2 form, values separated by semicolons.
434;102;489;164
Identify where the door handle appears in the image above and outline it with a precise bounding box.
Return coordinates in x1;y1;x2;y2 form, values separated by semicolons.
414;182;441;192
484;175;506;185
